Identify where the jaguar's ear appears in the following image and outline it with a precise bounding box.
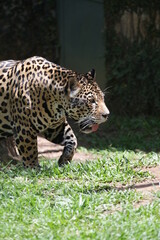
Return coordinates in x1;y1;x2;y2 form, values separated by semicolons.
86;69;96;81
65;77;81;98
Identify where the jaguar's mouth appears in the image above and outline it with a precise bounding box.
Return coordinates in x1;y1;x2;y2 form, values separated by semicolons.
79;121;99;134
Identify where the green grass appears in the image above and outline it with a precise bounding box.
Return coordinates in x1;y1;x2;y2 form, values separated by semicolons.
0;116;160;239
78;115;160;152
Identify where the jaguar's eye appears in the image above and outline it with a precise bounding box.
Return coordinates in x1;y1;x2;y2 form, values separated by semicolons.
91;98;96;104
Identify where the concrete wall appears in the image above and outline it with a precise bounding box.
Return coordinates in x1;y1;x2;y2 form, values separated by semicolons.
57;0;106;89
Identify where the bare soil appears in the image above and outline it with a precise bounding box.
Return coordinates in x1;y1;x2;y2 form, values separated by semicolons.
38;136;95;162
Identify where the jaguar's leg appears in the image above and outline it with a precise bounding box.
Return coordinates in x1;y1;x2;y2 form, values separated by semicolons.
13;125;39;168
42;121;77;166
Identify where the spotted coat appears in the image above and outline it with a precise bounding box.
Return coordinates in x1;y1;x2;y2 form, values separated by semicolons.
0;56;109;168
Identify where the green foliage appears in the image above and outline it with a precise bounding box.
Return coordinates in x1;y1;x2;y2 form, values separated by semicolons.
104;0;160;115
0;0;59;62
106;43;160;115
78;115;160;154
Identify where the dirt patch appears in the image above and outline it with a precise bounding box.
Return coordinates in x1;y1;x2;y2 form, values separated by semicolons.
113;166;160;208
132;166;160;207
131;166;160;196
38;136;95;162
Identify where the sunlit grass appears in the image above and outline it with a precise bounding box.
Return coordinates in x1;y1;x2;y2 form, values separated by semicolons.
0;116;160;239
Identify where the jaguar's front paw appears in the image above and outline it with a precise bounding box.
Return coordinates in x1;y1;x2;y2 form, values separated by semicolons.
58;154;72;167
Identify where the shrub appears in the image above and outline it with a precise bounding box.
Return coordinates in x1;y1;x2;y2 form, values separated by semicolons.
104;0;160;116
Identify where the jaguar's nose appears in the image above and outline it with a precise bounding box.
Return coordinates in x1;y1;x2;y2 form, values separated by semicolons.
102;106;110;118
100;102;110;121
102;113;109;119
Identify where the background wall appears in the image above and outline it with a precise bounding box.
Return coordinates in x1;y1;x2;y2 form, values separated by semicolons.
57;0;106;89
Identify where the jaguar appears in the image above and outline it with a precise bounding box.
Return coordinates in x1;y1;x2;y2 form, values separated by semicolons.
0;56;109;168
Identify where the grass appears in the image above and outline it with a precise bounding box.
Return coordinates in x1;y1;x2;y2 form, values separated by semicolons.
0;115;160;239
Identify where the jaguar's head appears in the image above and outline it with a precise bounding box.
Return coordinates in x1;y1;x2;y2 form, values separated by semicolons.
65;69;110;133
